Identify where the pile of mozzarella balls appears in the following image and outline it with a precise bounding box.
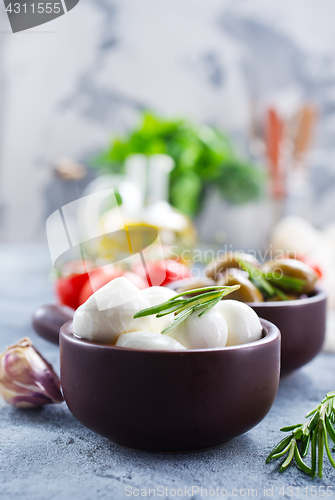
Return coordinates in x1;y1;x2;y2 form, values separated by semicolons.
72;277;262;350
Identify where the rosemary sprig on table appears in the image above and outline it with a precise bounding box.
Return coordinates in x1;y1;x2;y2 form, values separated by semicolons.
134;285;240;335
267;392;335;478
237;258;306;300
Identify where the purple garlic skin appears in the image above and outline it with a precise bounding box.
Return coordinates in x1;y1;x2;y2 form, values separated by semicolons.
0;337;63;408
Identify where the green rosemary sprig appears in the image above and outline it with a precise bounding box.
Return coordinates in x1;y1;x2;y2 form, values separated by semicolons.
266;392;335;478
133;285;240;335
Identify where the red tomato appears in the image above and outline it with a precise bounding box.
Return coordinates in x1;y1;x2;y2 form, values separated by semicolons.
133;259;191;286
297;254;323;279
55;273;91;310
122;271;148;290
164;259;191;284
56;259;185;309
132;261;165;287
78;267;124;305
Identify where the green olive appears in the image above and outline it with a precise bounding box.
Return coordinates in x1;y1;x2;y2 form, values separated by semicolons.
217;270;264;303
205;252;259;280
262;259;317;294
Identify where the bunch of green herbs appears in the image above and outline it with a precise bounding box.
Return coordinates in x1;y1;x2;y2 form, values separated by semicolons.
92;112;265;216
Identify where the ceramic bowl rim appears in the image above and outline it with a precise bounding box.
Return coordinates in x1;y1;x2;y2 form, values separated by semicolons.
247;288;326;308
60;318;280;355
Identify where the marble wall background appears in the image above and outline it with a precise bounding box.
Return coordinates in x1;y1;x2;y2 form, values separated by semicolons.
1;0;335;241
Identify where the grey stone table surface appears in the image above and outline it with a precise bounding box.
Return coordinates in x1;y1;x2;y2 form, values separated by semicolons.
1;244;335;500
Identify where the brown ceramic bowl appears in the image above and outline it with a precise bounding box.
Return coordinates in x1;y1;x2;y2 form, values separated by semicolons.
60;319;280;452
168;280;326;377
248;290;327;377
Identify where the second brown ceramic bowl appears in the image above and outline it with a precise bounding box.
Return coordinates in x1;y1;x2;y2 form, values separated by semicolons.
248;290;327;376
60;319;280;452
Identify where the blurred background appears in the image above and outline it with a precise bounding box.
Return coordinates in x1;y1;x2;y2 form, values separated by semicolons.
1;0;335;274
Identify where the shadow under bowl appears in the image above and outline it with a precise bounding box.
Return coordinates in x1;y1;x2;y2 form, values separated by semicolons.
60;319;280;452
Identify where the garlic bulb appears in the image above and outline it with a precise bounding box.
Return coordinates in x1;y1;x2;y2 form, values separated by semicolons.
0;337;63;408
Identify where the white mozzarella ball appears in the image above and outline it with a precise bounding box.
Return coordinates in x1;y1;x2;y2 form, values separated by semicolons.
116;331;187;351
73;277;151;344
166;309;228;349
141;286;177;334
214;300;262;346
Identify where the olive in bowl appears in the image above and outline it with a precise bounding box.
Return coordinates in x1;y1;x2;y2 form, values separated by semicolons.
60;318;280;452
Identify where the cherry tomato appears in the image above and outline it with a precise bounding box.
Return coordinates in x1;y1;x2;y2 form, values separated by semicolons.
296;254;322;279
56;259;185;309
122;271;148;290
133;259;191;286
164;259;191;284
55;273;90;310
78;267;123;306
